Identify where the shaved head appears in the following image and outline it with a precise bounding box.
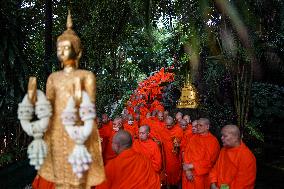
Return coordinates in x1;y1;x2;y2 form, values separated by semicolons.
222;125;241;139
221;125;241;147
179;119;188;130
112;130;133;154
139;125;150;141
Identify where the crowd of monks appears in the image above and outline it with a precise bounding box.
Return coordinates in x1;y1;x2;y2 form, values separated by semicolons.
92;98;257;189
32;97;257;189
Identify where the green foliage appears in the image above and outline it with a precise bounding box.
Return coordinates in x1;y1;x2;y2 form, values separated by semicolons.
251;82;284;122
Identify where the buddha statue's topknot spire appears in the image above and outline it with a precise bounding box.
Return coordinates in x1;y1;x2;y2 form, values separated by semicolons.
66;10;73;30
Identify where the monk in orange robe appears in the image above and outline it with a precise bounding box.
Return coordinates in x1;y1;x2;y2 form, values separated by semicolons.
140;112;162;141
97;117;111;162
182;118;220;189
101;113;113;132
95;130;160;189
123;114;139;138
183;114;191;125
159;116;183;186
179;119;193;155
209;125;256;189
104;117;123;165
133;125;162;173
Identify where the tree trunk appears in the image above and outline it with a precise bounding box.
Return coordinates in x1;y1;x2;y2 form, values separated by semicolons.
44;0;53;78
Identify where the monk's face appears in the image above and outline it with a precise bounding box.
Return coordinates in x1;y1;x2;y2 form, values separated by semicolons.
192;121;198;134
183;115;191;124
221;128;239;147
113;119;122;131
102;114;109;124
175;112;183;122
139;127;149;141
196;121;209;134
165;120;174;130
179;120;188;131
57;40;76;63
157;113;164;121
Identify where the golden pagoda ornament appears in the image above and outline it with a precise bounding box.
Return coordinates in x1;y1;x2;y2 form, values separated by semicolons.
176;73;199;109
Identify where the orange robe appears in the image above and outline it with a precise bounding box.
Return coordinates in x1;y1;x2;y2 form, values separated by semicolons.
183;133;220;189
133;139;162;173
123;121;139;138
209;142;256;189
180;124;193;155
32;175;55;189
95;148;160;189
160;125;183;185
104;130;118;165
99;124;112;162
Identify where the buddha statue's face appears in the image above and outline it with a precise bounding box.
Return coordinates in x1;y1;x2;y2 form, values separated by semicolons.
57;40;75;63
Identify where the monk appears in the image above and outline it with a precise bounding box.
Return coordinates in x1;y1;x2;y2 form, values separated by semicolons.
182;118;220;189
103;117;123;164
160;116;183;187
140;112;162;141
133;125;162;173
175;112;183;123
209;125;256;189
97;117;110;159
96;130;161;189
179;119;193;155
101;113;113;131
183;115;191;124
123;114;139;138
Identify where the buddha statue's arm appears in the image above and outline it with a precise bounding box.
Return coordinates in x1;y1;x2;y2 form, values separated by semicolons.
84;72;96;103
46;75;55;103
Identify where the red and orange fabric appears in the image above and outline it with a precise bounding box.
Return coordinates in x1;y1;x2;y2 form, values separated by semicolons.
182;133;220;189
209;142;256;189
95;148;160;189
98;124;112;163
133;139;162;173
103;130;118;165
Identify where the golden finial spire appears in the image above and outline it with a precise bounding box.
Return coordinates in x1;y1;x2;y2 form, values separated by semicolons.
66;10;73;30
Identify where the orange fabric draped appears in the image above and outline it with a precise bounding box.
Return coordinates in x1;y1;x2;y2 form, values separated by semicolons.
150;99;165;112
133;139;162;173
32;175;55;189
99;124;112;163
95;148;160;189
159;125;183;185
209;142;256;189
123;121;139;138
182;133;220;189
103;130;118;165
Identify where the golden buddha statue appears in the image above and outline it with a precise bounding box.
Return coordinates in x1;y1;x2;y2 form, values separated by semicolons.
35;11;105;188
176;73;199;109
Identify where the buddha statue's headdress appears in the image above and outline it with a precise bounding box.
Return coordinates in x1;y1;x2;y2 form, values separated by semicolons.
57;10;82;61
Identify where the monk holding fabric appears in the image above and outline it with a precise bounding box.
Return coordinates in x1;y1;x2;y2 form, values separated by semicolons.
133;125;162;173
96;130;160;189
182;118;220;189
209;125;256;189
103;117;123;164
160;116;183;187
